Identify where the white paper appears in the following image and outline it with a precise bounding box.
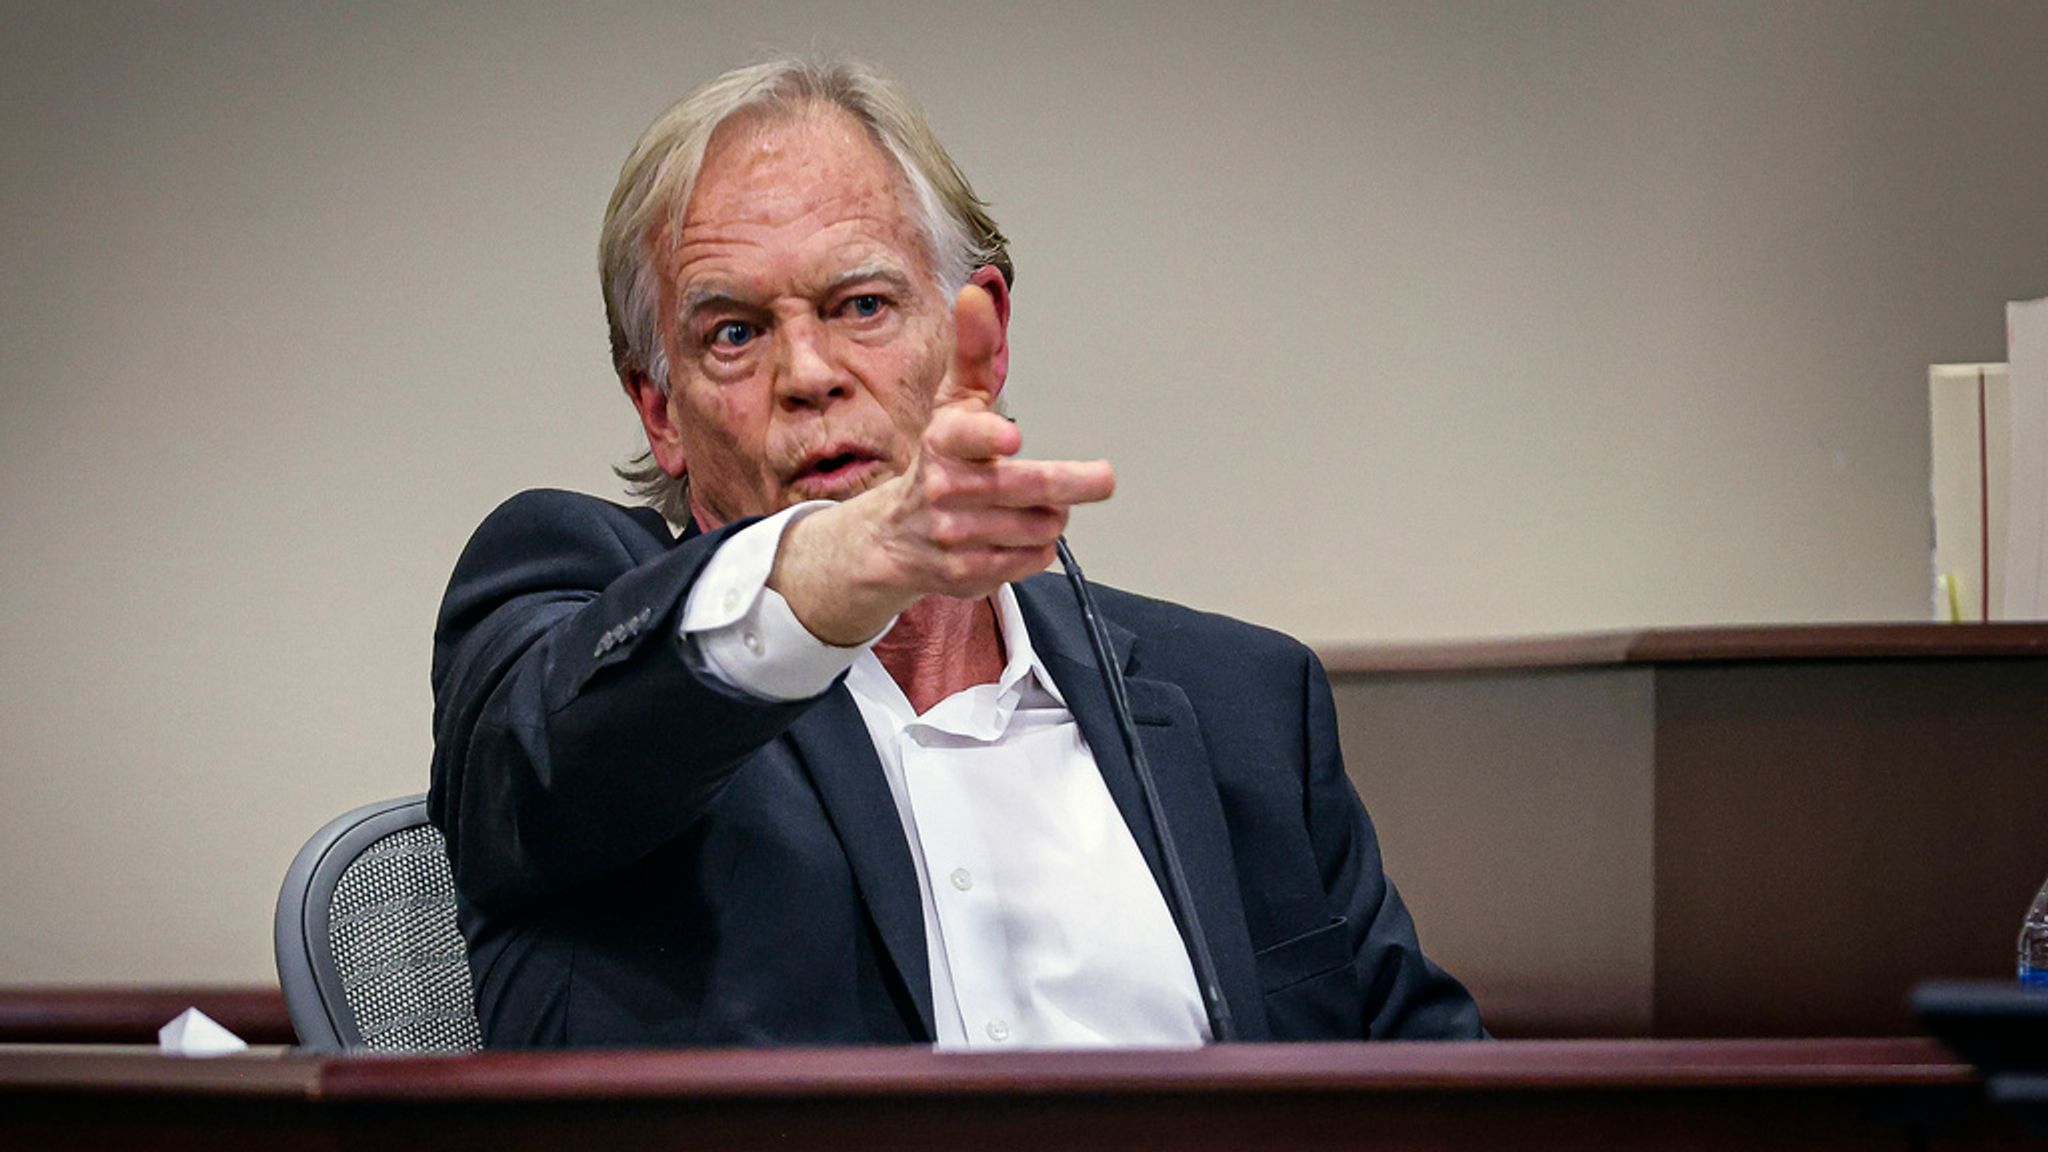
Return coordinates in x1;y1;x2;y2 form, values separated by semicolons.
2002;298;2048;619
157;1007;249;1057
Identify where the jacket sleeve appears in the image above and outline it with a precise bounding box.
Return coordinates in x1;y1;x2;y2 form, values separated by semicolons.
427;489;825;913
1299;650;1488;1040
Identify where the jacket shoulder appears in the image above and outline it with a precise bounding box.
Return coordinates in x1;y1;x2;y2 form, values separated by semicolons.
446;490;674;597
463;488;674;555
434;490;675;664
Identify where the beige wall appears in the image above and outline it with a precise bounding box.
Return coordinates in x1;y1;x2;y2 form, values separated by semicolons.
3;1;2047;985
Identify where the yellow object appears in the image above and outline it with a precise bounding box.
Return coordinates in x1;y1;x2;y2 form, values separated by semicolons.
1937;572;1964;622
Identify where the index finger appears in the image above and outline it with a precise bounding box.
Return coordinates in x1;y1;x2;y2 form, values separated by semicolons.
992;458;1117;509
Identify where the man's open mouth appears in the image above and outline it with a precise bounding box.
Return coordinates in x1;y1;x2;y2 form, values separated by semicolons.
794;445;882;493
806;451;868;479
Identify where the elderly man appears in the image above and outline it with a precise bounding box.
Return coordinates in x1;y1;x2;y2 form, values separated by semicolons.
430;57;1482;1048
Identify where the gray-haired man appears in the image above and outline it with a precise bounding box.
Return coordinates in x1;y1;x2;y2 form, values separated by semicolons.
431;58;1482;1048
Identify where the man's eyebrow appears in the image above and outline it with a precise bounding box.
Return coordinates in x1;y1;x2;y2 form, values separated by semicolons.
821;263;914;297
677;284;759;323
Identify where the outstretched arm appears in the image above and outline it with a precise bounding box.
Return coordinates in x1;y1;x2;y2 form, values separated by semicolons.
429;497;818;912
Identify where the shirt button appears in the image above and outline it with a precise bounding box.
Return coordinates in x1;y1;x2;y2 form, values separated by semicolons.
742;629;762;655
723;588;741;612
949;867;973;892
985;1019;1010;1042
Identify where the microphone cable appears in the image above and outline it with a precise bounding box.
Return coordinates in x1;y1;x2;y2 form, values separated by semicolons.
1054;536;1238;1043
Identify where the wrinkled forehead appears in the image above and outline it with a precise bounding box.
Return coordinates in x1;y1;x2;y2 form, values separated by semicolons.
705;98;884;172
668;100;934;271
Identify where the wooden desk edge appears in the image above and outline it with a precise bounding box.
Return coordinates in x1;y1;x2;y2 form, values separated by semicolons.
0;1039;1975;1104
1316;623;2048;675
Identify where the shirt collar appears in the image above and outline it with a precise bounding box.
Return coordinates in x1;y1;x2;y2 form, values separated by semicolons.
845;584;1065;735
992;582;1065;708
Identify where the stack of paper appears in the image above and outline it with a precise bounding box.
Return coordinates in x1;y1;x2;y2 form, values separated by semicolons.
1928;296;2048;622
2003;298;2048;620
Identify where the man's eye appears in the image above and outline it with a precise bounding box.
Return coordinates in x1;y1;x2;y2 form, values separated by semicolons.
709;321;757;349
845;294;883;319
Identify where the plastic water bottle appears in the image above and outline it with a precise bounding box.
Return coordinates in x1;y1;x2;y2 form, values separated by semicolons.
2023;874;2048;989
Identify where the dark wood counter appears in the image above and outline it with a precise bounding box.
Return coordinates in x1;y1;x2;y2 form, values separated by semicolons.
3;1038;2031;1151
1316;622;2048;1040
1317;622;2048;673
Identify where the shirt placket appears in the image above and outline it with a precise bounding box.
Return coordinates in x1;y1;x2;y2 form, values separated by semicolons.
900;713;1023;1048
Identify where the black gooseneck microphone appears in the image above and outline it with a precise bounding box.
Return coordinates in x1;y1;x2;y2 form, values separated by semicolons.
1054;536;1238;1044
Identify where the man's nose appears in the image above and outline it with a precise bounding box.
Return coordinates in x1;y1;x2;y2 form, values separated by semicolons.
773;315;852;410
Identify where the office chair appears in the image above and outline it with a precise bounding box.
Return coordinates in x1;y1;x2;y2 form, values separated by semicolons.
274;793;482;1053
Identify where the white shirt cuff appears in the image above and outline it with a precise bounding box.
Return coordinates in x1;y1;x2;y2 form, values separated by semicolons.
681;502;893;701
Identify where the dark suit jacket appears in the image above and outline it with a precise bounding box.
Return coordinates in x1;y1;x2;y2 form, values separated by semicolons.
429;489;1482;1046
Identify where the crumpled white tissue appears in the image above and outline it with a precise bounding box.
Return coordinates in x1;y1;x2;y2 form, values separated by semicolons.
157;1007;249;1056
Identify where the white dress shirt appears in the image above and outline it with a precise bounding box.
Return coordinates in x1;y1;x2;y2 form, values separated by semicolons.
679;505;1209;1049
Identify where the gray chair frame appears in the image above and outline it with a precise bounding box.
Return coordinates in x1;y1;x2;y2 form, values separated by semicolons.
273;793;480;1052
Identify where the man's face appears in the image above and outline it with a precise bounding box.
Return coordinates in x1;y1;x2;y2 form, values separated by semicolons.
643;104;956;530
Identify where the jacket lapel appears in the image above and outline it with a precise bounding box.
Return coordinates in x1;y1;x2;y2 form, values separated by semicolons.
785;687;936;1041
1014;576;1268;1041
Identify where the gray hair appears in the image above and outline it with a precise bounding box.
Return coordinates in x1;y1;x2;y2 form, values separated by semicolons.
601;57;1013;523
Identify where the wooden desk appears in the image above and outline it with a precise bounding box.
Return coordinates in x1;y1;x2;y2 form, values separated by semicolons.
2;1038;2032;1151
1318;624;2048;1038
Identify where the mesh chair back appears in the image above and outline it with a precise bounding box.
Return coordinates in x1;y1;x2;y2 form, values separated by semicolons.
274;794;483;1053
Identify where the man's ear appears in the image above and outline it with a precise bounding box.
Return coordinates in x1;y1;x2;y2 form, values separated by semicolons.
623;371;689;478
968;264;1011;399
